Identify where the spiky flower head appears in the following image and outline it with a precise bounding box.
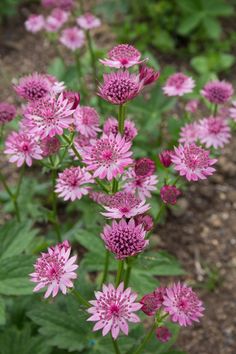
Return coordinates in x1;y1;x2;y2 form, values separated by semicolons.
185;99;199;113
74;106;101;138
77;12;101;30
179;122;200;145
0;102;16;124
160;185;181;205
100;44;144;69
82;133;133;181
60;27;85;51
156;327;172;343
40;136;61;157
103;117;138;142
201;80;233;105
4;131;43;167
159;150;173;168
98;71;143;105
163;73;195;96
87;282;142;339
101;218;148;259
55;166;94;201
25;14;45;33
139;63;160;86
134;157;156;178
14;73;53;101
134;214;153;231
30;241;78;298
171;143;217;182
163;282;204;326
198;116;231;149
63;91;80;109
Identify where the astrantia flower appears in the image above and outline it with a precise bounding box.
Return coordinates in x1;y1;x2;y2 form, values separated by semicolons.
198;116;231;149
74;106;101;137
30;241;78;298
25;14;45;33
82;134;133;181
163;282;204;326
89;191;112;205
140;290;164;316
63;91;80;109
123;168;158;200
229;101;236;121
0;102;16;124
101;218;148;259
134;157;156;178
160;185;181;205
179;122;200;144
41;0;74;10
100;44;144;69
201;80;233;105
156;327;172;343
70;135;96;158
139;63;160;86
60;27;85;51
14;73;52;101
103;117;137;142
55;166;94;201
77;12;101;30
50;8;69;26
134;214;153;231
101;191;150;219
4;131;43;167
24;93;75;138
159;150;172;168
98;71;143;105
40;136;61;157
87;282;142;339
185;99;199;113
171;143;217;181
163;73;195;96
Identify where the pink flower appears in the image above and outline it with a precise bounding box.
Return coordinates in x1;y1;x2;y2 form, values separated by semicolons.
185;99;199;113
98;71;143;105
140;288;166;316
103;117;137;142
198;116;231;149
163;282;204;326
25;14;45;33
40;136;61;157
55;166;94;201
139;63;160;86
159;150;172;168
100;44;144;69
23;93;75;138
101;219;148;259
77;12;101;30
89;191;112;205
60;27;85;51
134;214;153;231
14;73;52;101
171;143;217;181
82;133;133;181
4;131;43;167
87;282;142;339
74;106;101;137
156;327;172;342
201;80;233;105
179;122;200;144
134;157;156;178
63;91;80;109
101;191;150;219
30;241;78;298
160;185;181;205
229;101;236;121
69;135;96;158
163;73;195;96
123;168;158;200
41;0;74;10
0;102;16;124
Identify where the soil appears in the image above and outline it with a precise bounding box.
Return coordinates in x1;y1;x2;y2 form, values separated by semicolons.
1;6;236;354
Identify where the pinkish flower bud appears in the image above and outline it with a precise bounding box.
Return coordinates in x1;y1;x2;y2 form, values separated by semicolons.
63;91;80;110
40;136;61;157
159;150;172;168
139;64;160;86
134;158;156;178
0;102;16;124
140;293;161;316
134;214;154;231
156;326;172;342
160;185;181;205
185;99;199;113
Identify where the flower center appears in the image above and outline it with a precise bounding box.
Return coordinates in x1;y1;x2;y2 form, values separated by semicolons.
110;304;120;316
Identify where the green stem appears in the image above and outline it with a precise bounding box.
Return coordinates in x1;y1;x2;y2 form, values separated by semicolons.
62;134;82;161
75;52;87;99
112;178;119;193
213;104;218;117
85;30;97;90
118;104;126;134
51;168;62;243
0;171;14;198
115;260;124;287
72;288;90;307
0;123;5;141
132;323;156;354
124;262;132;288
100;249;110;287
111;336;121;354
155;203;165;224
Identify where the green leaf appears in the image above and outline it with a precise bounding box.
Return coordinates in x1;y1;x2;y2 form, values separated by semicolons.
75;230;104;253
178;13;203;35
0;297;6;325
81;250;117;272
203;18;221;39
48;57;66;81
129;268;159;294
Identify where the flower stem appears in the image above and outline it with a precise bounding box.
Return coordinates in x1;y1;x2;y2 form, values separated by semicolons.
132;322;156;354
85;30;97;90
115;260;124;287
112;178;119;193
111;336;121;354
72;288;90;307
124;261;132;288
50;164;62;243
100;249;110;287
118;104;126;134
155;203;165;224
75;51;87;99
62;134;82;161
213;103;218;117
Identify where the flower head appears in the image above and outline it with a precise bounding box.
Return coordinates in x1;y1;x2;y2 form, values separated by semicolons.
25;14;45;33
201;80;233;105
101;191;150;219
77;12;101;30
159;150;172;168
100;44;144;69
45;8;69;31
41;0;74;10
87;282;142;339
98;71;143;105
163;73;195;96
134;214;153;231
139;63;160;86
40;136;61;157
140;290;165;316
55;166;94;201
30;241;78;298
82;133;133;181
160;185;181;205
198;116;231;149
179;122;200;145
14;73;53;101
4;131;43;167
70;135;96;158
101;219;148;259
60;27;85;51
163;282;204;326
156;327;172;343
171;143;217;181
74;106;100;137
185;99;199;113
103;117;138;142
134;157;156;178
63;91;80;109
0;102;16;124
123;168;158;200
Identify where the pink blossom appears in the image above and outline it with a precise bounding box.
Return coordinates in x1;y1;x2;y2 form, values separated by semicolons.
171;143;217;181
139;63;160;86
160;185;181;205
229;101;236;121
63;91;80;109
82;134;133;181
134;157;156;178
134;214;154;231
0;102;16;124
14;73;53;101
163;73;195;96
41;0;74;10
185;99;199;113
101;218;148;259
25;14;45;33
74;106;101;138
159;150;173;168
40;136;61;157
98;71;143;105
163;282;204;326
198;116;231;149
123;168;158;200
140;288;166;316
101;191;150;219
179;122;200;144
100;44;144;69
69;135;96;158
30;241;78;298
89;191;112;205
156;326;172;342
55;166;94;201
77;12;101;30
87;282;142;339
103;117;137;142
60;27;85;51
4;131;43;167
201;80;233;105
